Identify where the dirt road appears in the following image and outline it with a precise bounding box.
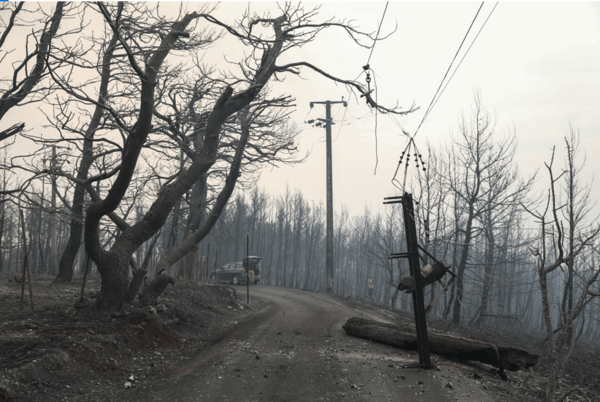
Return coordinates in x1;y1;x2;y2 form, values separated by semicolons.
127;286;488;402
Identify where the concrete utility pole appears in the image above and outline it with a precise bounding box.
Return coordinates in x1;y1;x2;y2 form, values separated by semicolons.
50;145;58;276
309;98;347;294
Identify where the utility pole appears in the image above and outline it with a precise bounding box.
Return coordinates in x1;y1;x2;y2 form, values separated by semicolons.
308;98;347;293
385;193;431;369
50;145;58;276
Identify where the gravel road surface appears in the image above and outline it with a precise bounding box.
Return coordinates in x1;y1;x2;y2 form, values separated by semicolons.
128;286;490;401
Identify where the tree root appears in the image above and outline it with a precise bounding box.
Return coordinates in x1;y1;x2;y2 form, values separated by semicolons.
139;274;175;306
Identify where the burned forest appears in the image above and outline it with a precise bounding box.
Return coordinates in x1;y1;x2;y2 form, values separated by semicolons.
0;2;599;402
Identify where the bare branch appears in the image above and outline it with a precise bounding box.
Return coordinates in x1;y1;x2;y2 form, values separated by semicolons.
276;61;418;115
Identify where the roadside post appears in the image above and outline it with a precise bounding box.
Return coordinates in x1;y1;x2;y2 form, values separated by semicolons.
246;233;249;305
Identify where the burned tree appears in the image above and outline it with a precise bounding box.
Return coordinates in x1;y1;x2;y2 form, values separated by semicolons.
117;4;417;291
150;66;302;280
526;147;600;402
52;13;120;282
32;3;415;311
558;128;596;346
396;261;449;294
0;2;72;204
445;91;531;325
0;2;67;121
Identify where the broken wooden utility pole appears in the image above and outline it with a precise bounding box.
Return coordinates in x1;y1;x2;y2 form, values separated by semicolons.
385;193;431;369
308;98;347;294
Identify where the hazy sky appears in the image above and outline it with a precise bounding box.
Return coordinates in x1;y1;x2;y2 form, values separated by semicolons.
4;1;600;219
213;1;600;217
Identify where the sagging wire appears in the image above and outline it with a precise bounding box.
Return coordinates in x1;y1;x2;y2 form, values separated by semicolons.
333;98;349;143
428;1;499;117
391;1;497;193
367;1;389;67
361;1;389;176
361;65;385;174
411;1;485;141
370;67;379;174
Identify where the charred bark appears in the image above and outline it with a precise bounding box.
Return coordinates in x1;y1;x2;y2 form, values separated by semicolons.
343;317;538;373
84;9;414;311
397;262;448;294
84;11;205;310
92;251;130;311
56;27;119;283
139;274;175;306
153;106;252;274
0;123;24;143
0;2;65;120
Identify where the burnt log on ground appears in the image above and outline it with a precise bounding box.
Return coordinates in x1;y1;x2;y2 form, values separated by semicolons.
343;317;538;373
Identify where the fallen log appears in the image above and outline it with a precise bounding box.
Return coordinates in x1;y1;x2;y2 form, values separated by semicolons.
342;317;538;372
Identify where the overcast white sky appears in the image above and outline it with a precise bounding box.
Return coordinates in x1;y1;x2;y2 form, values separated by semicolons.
4;1;600;219
212;1;600;217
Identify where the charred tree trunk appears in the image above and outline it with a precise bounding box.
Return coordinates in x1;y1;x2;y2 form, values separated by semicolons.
56;28;119;283
452;202;475;325
139;273;175;306
85;10;207;310
92;251;130;311
343;317;538;373
0;193;5;273
478;222;495;324
153;106;252;275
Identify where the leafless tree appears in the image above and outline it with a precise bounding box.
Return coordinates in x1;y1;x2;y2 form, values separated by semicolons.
445;91;531;325
151;69;303;279
26;3;414;311
0;1;72;205
525;147;600;402
0;2;66;123
558;127;597;345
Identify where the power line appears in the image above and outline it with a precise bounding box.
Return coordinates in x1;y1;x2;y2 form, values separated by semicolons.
391;2;499;191
333;102;349;143
364;2;390;175
367;2;390;66
412;2;485;140
372;69;379;174
388;114;410;136
428;2;499;118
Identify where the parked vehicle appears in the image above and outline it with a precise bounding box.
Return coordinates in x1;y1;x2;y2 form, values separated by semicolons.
211;256;262;285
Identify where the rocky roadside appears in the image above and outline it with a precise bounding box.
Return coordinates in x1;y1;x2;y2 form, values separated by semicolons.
1;275;598;401
0;274;269;402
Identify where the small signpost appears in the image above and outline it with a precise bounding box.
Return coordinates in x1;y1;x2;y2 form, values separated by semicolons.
246;233;250;305
384;193;431;369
